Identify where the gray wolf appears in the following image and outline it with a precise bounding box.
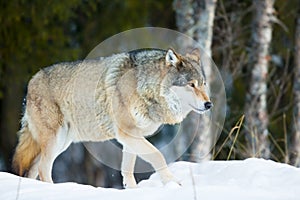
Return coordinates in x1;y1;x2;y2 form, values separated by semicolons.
12;48;212;188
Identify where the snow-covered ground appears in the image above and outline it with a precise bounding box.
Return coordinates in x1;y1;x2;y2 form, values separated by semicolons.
1;158;299;200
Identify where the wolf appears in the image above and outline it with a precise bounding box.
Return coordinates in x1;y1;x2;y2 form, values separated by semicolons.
12;48;212;188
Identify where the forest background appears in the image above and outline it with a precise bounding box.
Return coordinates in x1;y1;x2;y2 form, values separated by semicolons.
1;0;300;188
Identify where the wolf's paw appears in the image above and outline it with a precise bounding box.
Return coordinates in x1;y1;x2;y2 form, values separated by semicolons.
165;180;182;189
159;168;182;186
163;176;182;187
123;174;138;189
124;182;138;189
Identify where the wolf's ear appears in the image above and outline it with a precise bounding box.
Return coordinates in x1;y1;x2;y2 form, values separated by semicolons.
166;49;180;67
186;48;200;62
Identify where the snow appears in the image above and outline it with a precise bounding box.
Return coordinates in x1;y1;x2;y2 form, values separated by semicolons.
1;158;300;200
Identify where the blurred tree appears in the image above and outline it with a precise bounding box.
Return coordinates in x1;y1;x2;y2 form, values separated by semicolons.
1;0;299;189
173;0;217;161
0;0;82;170
291;5;300;167
245;0;275;158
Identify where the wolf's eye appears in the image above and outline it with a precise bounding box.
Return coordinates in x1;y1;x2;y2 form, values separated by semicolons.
188;80;198;88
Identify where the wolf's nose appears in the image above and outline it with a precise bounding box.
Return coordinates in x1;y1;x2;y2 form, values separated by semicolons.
204;102;213;110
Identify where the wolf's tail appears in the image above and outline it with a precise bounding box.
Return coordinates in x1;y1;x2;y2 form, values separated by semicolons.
12;118;41;177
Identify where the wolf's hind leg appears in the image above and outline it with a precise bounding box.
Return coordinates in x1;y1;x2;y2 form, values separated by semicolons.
121;146;137;188
38;126;72;183
27;155;40;179
38;142;58;183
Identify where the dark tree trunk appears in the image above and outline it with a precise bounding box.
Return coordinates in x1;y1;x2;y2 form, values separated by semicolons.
291;7;300;167
245;0;275;158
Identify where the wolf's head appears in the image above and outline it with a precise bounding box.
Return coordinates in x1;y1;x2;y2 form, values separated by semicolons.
133;48;212;124
165;48;213;118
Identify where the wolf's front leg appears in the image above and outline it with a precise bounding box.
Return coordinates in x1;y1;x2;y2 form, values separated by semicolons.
117;130;180;186
121;146;137;188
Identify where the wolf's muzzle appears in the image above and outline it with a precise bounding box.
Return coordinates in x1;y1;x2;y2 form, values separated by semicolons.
204;102;213;110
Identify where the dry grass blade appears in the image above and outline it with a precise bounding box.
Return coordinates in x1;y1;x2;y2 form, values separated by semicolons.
213;115;245;159
227;115;244;160
268;132;286;160
283;113;289;163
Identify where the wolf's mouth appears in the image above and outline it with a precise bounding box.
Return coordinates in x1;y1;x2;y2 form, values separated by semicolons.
188;104;207;113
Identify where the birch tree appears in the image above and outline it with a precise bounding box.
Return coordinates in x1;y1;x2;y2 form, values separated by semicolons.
173;0;217;161
291;8;300;167
245;0;275;158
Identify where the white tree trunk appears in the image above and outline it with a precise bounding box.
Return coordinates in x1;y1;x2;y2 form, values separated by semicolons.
291;10;300;167
245;0;275;158
173;0;217;161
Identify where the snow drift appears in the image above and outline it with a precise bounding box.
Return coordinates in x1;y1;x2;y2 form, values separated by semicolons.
1;158;299;200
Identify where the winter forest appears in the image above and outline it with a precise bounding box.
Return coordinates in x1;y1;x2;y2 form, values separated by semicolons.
1;0;300;189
